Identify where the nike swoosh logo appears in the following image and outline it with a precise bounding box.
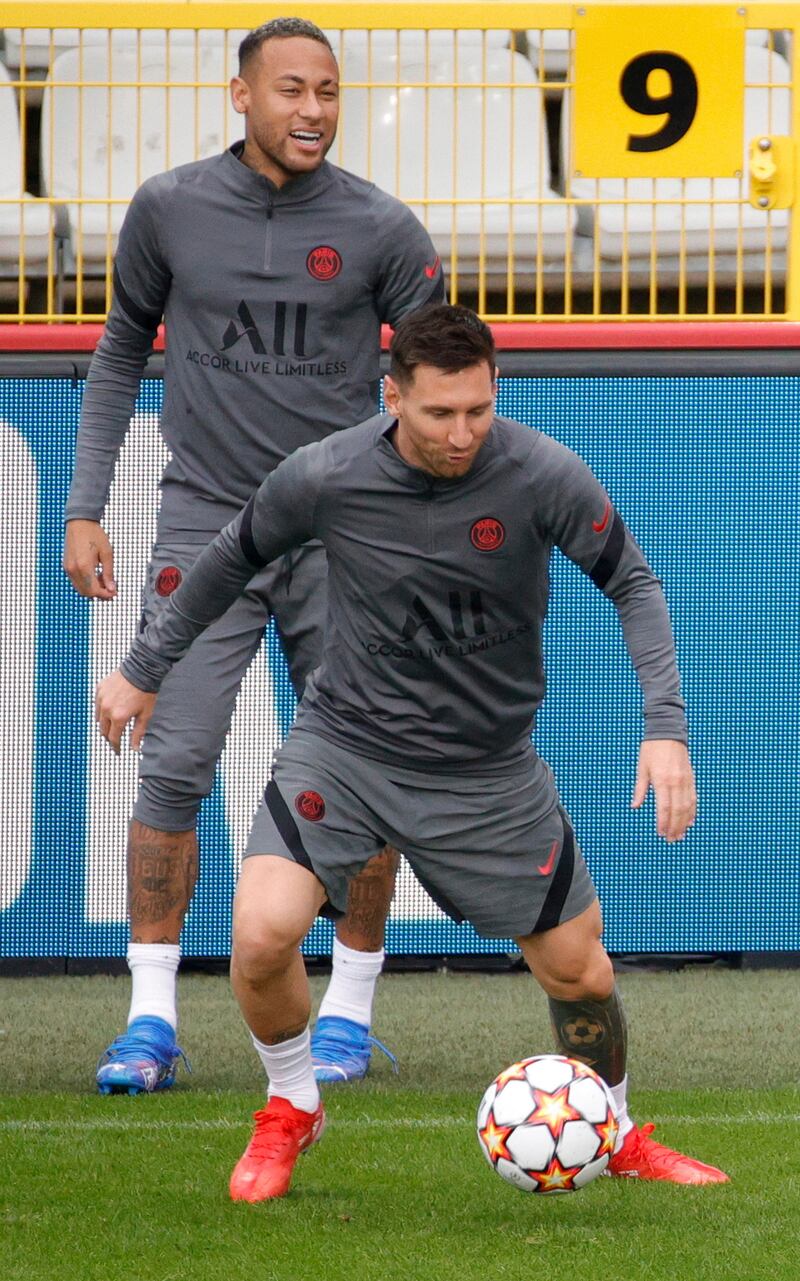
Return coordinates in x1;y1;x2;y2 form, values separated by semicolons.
593;501;611;534
424;256;441;279
537;840;558;876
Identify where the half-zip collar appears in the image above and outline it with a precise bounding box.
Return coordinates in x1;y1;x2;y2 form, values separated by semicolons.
221;141;336;206
374;414;498;493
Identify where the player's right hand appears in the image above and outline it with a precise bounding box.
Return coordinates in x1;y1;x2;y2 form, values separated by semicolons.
95;671;156;754
63;519;117;599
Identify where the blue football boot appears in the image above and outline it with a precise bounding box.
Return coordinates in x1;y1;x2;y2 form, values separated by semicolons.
311;1015;398;1083
96;1015;190;1095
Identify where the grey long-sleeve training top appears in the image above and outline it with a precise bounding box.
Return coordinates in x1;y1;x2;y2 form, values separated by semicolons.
66;144;444;540
120;413;688;770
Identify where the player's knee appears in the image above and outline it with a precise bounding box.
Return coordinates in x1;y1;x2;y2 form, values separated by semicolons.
233;914;306;984
544;946;614;1001
531;934;614;1001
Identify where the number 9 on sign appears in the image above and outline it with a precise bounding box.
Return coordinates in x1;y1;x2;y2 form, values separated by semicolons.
573;5;745;178
620;53;697;153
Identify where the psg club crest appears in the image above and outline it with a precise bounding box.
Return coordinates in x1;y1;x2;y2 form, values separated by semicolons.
155;566;182;597
294;790;326;822
306;246;342;281
470;517;505;552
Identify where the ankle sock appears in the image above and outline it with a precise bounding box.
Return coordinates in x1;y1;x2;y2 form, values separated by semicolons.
253;1027;320;1114
316;937;384;1028
126;943;180;1031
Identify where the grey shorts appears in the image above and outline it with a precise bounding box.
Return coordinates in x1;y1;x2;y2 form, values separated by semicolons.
244;731;597;939
134;540;327;831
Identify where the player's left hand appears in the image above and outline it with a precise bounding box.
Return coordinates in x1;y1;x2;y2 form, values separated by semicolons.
95;671;157;755
631;739;697;843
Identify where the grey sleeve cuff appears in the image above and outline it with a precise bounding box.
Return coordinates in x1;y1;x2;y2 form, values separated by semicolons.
642;701;689;743
64;508;107;525
120;644;173;693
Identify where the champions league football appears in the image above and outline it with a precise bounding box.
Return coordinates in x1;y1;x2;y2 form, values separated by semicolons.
477;1056;619;1194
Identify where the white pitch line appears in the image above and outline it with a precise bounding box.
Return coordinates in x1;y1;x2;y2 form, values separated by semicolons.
0;1116;469;1134
2;1112;800;1134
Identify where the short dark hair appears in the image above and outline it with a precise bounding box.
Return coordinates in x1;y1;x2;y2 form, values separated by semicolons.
238;18;334;74
389;304;496;387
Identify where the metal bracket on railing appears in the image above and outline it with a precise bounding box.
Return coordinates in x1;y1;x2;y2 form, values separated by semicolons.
748;136;794;211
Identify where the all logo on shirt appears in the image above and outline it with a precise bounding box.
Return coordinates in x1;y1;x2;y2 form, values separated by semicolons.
155;566;182;597
306;246;342;281
470;517;505;552
294;790;326;822
361;586;530;663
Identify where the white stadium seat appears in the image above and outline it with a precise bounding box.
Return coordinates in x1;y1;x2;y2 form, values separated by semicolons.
4;27;247;71
40;42;241;269
335;47;573;286
567;46;790;287
325;28;512;62
0;60;52;271
523;29;572;78
6;25;509;74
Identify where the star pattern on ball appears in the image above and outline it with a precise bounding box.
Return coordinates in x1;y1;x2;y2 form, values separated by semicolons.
493;1060;532;1090
595;1110;619;1158
530;1156;583;1193
570;1059;599;1080
479;1113;514;1164
525;1085;582;1138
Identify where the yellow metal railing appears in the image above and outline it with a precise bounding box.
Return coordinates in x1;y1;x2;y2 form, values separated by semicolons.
2;2;799;322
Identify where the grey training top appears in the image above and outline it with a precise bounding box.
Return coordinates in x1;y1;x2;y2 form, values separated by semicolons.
121;414;688;769
66;144;444;540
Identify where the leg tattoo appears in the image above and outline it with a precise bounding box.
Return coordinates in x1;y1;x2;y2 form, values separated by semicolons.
548;986;628;1087
128;821;199;941
337;846;399;953
265;1024;309;1046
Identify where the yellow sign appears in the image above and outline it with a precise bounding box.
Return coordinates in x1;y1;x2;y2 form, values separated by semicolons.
573;5;745;178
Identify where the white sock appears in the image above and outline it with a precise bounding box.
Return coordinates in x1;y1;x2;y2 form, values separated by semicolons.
126;943;180;1031
316;936;385;1028
610;1075;634;1150
252;1027;320;1114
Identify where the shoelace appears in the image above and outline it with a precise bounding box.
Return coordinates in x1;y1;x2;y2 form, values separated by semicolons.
312;1025;399;1075
629;1123;685;1172
98;1029;192;1074
247;1109;307;1160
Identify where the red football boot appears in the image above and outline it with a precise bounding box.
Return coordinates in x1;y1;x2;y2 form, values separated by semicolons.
229;1095;326;1202
608;1123;729;1184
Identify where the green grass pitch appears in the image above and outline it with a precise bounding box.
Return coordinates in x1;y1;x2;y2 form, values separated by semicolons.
2;968;799;1281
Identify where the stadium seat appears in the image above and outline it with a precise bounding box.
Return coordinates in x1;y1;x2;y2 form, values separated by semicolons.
567;46;790;289
3;27;246;71
335;47;574;288
4;25;510;75
523;28;572;79
0;59;51;272
40;42;240;270
324;28;512;61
